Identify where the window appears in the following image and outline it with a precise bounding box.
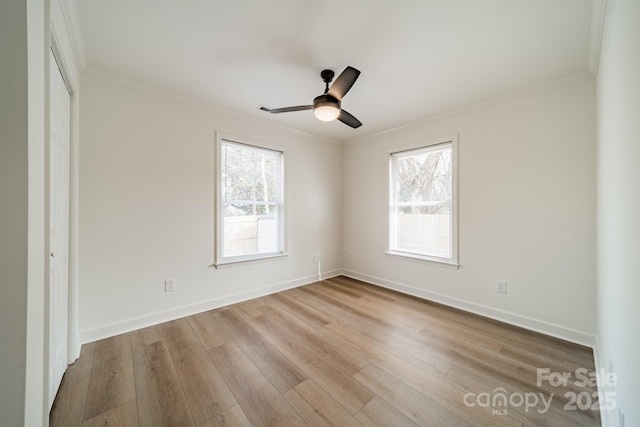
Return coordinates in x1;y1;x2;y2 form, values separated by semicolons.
388;136;458;266
216;134;285;265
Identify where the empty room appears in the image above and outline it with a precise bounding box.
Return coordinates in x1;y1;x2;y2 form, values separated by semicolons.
2;0;639;426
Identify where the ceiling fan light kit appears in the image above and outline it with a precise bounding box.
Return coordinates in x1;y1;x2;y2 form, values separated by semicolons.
260;66;362;128
313;94;341;122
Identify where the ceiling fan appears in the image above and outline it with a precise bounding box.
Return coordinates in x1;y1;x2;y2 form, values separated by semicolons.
260;66;362;128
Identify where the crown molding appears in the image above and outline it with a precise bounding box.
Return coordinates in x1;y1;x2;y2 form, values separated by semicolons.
344;72;594;145
588;0;608;77
81;67;339;145
58;0;87;70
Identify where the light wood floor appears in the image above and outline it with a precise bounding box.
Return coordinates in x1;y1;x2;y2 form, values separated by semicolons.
50;276;600;426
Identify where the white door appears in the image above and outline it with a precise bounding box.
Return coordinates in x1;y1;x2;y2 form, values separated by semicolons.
49;49;71;407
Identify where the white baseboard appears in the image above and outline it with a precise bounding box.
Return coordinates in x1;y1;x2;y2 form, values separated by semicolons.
341;269;596;348
81;266;594;349
79;269;341;344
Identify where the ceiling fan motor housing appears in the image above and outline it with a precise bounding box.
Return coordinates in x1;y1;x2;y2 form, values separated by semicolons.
313;94;340;110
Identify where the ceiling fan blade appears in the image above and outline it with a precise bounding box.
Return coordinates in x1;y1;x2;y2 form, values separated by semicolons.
259;105;313;114
338;109;362;128
327;66;360;100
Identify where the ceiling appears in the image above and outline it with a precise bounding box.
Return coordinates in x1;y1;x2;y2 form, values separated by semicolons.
71;0;597;142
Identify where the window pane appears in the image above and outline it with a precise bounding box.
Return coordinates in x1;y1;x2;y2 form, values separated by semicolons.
394;146;452;203
394;203;451;258
223;205;279;257
390;142;454;261
219;139;283;262
222;142;278;204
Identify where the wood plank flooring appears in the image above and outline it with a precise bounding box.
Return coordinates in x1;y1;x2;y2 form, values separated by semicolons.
50;276;600;426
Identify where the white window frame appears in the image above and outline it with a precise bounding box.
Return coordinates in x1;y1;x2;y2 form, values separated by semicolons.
386;134;459;268
215;132;287;267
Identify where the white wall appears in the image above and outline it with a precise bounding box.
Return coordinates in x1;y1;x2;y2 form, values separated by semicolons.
0;2;30;425
78;74;343;341
596;0;640;425
0;0;48;426
343;78;596;344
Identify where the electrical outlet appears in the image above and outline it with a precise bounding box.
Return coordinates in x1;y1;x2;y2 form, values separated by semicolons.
312;254;319;265
348;252;353;261
165;279;175;293
496;281;508;294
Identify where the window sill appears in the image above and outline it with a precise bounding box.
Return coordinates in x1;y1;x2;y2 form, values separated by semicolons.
385;251;459;270
214;252;288;269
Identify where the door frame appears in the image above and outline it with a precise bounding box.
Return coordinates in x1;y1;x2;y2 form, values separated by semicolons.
47;29;80;404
